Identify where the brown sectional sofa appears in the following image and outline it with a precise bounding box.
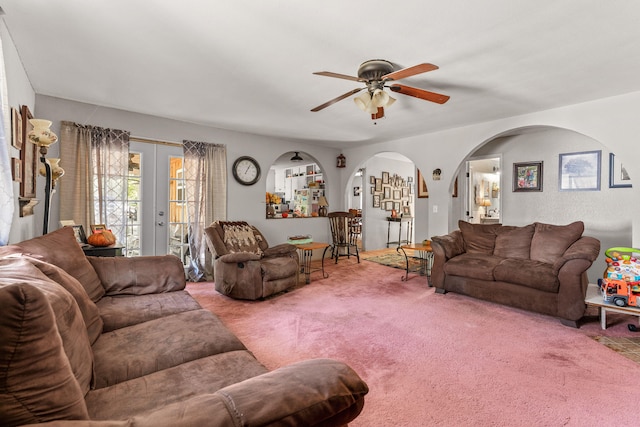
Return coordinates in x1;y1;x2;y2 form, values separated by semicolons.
431;220;600;326
0;227;368;426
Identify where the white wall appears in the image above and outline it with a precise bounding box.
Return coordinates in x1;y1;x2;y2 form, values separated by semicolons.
343;91;640;248
360;155;415;251
23;95;342;248
1;21;36;243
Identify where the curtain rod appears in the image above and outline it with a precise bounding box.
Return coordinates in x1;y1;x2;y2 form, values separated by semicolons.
130;136;182;147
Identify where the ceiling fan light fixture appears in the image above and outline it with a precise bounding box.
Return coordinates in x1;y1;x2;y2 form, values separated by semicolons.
371;89;389;108
354;92;372;111
290;151;303;162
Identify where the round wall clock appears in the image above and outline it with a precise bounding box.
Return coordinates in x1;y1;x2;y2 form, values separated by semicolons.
232;156;261;186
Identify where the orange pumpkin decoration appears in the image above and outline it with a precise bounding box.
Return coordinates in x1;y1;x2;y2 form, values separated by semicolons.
88;230;116;247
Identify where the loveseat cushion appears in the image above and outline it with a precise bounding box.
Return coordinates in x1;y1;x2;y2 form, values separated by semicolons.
92;309;247;388
442;253;504;281
15;227;105;302
0;258;94;395
458;220;502;254
493;224;535;260
96;290;202;332
530;221;584;265
0;284;89;425
494;259;559;292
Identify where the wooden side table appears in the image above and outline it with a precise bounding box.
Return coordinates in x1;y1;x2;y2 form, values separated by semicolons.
294;242;331;284
397;241;433;285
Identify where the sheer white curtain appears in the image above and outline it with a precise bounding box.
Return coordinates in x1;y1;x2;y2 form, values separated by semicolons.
183;140;227;281
59;121;130;243
0;37;13;244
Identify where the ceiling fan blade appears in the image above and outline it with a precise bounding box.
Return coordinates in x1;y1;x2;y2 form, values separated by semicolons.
382;63;439;81
313;71;362;82
311;88;364;112
371;107;384;120
389;84;450;104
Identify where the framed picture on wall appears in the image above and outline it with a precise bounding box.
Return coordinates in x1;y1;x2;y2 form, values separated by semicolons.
513;161;543;192
559;150;601;191
372;194;381;208
417;169;429;198
369;175;376;185
375;178;382;192
609;153;632;188
383;186;391;200
11;107;22;150
382;171;389;184
402;206;412;217
385;201;393;211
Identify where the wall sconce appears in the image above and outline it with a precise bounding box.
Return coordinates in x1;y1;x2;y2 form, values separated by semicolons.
432;168;442;180
27;119;59;234
337;154;346;168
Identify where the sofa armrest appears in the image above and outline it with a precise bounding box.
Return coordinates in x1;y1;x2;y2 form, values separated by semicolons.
88;255;185;296
554;237;600;322
263;243;297;258
552;236;601;273
430;230;465;288
23;359;369;427
217;252;262;263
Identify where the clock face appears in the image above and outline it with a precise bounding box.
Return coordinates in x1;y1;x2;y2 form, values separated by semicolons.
232;156;261;185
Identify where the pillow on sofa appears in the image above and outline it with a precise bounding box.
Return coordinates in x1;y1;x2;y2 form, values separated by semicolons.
15;227;105;302
0;258;95;396
220;222;264;256
530;221;584;265
0;283;89;425
493;224;535;260
458;220;502;254
25;255;104;345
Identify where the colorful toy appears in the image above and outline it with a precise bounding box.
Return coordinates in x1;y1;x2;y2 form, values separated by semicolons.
599;247;640;307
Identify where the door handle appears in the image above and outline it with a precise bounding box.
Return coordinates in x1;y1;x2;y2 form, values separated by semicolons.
157;221;165;226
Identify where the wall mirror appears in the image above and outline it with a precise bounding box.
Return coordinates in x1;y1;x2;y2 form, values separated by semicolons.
266;151;326;219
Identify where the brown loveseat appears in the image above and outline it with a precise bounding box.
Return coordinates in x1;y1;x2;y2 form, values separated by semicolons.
205;221;299;300
0;227;368;426
430;220;600;327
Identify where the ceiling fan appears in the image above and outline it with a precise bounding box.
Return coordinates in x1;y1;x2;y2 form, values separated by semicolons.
311;59;449;120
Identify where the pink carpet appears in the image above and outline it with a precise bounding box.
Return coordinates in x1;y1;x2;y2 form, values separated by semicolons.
187;259;640;426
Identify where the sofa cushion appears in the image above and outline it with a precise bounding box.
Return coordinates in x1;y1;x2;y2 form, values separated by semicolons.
458;220;502;254
24;255;103;345
494;258;559;293
0;258;94;395
85;350;268;420
443;253;504;281
220;221;264;256
530;221;584;265
493;224;535;260
0;284;89;425
92;309;247;388
15;227;105;302
96;290;202;332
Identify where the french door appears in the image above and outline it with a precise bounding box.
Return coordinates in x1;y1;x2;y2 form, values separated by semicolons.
128;141;188;265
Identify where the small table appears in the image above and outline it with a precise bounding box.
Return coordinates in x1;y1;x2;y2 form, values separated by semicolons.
82;244;125;257
386;217;413;248
585;283;640;330
294;242;331;284
397;242;433;285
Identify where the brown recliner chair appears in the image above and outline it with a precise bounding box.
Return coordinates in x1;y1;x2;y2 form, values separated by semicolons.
205;221;299;300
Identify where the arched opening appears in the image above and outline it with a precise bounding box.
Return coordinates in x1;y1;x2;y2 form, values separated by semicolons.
266;151;326;219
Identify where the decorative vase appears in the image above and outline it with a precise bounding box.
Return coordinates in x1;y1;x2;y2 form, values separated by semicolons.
27;119;58;148
266;204;276;218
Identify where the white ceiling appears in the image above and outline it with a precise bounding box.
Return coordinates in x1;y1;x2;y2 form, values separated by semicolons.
2;1;640;148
